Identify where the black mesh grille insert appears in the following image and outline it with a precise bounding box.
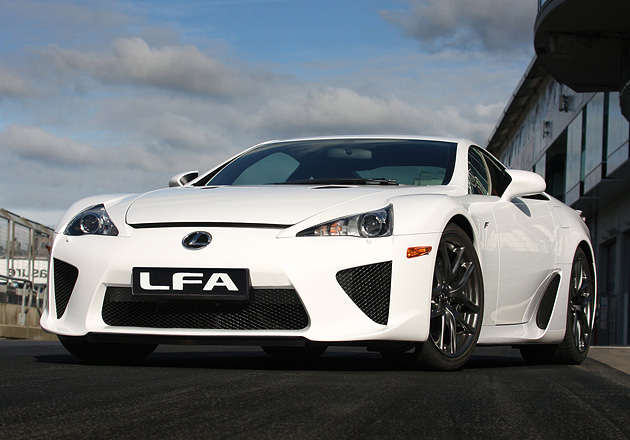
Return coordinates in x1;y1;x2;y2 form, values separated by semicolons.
536;274;561;329
102;287;308;330
53;259;79;319
336;261;392;325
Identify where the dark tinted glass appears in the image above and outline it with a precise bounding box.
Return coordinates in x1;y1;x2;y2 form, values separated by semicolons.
468;148;490;195
206;139;457;186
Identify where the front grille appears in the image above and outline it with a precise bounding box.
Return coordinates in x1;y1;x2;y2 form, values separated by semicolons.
102;287;308;330
53;259;79;318
336;261;392;325
536;274;560;329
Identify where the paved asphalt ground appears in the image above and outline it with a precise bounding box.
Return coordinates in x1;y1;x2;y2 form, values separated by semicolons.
0;341;628;440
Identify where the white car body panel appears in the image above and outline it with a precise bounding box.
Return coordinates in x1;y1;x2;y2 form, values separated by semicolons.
492;197;557;324
41;136;596;354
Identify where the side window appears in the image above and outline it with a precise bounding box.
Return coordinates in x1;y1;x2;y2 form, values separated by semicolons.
468;147;510;196
479;149;510;197
233;152;299;185
468;148;490;195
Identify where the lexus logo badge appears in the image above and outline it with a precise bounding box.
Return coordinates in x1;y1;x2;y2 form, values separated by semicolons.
182;231;212;250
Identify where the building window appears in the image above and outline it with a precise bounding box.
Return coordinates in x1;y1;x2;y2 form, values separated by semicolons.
597;239;617;345
534;155;546;180
583;93;605;192
543;130;567;202
607;92;630;174
621;231;630;345
565;110;584;204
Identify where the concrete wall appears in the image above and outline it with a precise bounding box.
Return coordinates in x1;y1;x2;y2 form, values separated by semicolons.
0;303;56;341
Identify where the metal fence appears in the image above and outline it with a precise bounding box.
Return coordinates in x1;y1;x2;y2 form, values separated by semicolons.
0;208;53;328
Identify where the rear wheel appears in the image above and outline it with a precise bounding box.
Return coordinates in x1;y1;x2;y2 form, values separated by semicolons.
557;248;595;363
59;336;157;364
519;247;595;365
416;224;484;371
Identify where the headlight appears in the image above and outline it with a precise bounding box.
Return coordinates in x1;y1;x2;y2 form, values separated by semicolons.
64;204;119;236
298;205;393;238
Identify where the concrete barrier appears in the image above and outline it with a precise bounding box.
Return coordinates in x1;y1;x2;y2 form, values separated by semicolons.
0;303;56;341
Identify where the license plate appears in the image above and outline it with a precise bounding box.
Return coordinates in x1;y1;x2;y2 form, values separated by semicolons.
132;267;250;300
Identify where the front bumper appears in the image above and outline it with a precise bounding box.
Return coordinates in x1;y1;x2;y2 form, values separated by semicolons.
41;226;440;345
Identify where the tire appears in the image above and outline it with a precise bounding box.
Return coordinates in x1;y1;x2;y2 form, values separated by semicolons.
59;336;157;364
262;344;327;359
557;247;595;364
416;224;484;371
519;248;595;365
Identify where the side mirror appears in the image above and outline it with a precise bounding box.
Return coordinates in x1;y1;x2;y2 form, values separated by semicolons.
168;170;199;187
501;169;546;201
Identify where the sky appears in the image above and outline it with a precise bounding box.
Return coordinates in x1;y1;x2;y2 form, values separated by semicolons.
0;0;538;227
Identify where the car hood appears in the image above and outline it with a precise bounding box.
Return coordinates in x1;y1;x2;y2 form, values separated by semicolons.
125;185;418;226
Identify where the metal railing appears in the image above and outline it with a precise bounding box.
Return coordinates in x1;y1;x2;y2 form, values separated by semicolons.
0;273;46;325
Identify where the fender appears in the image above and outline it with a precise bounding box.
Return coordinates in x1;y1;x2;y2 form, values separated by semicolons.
389;194;475;237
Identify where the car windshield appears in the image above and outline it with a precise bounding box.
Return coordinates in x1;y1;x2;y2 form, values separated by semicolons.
203;138;457;186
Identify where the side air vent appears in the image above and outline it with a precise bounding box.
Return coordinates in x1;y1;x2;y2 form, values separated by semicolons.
536;274;561;329
336;261;392;325
53;259;79;318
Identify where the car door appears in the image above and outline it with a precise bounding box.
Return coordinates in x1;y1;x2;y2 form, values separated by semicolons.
468;147;556;325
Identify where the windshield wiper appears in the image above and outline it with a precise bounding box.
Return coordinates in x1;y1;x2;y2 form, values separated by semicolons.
276;178;399;186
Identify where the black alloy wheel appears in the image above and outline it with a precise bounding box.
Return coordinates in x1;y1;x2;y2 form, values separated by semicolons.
519;247;595;365
416;224;484;370
557;247;595;363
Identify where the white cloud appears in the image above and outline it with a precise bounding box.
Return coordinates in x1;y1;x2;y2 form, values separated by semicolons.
0;125;99;165
151;114;227;152
381;0;536;53
252;86;434;136
112;38;244;96
36;37;247;97
0;67;31;98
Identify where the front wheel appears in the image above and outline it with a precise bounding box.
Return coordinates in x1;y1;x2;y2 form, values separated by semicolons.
416;224;484;371
59;336;157;364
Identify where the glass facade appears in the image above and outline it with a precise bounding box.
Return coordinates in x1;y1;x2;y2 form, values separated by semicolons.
583;93;605;192
607;92;630;174
563;92;626;202
597;234;630;346
565;110;583;205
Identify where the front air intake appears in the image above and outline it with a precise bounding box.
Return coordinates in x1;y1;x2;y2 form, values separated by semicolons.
102;287;309;330
53;259;79;318
336;261;392;325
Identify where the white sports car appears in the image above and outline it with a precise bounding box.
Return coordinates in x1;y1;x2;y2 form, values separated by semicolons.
41;136;596;370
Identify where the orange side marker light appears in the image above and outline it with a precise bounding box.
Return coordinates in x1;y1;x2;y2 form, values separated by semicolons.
407;246;432;259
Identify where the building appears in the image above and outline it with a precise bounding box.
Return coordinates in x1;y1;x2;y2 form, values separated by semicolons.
534;0;630;120
486;1;630;345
